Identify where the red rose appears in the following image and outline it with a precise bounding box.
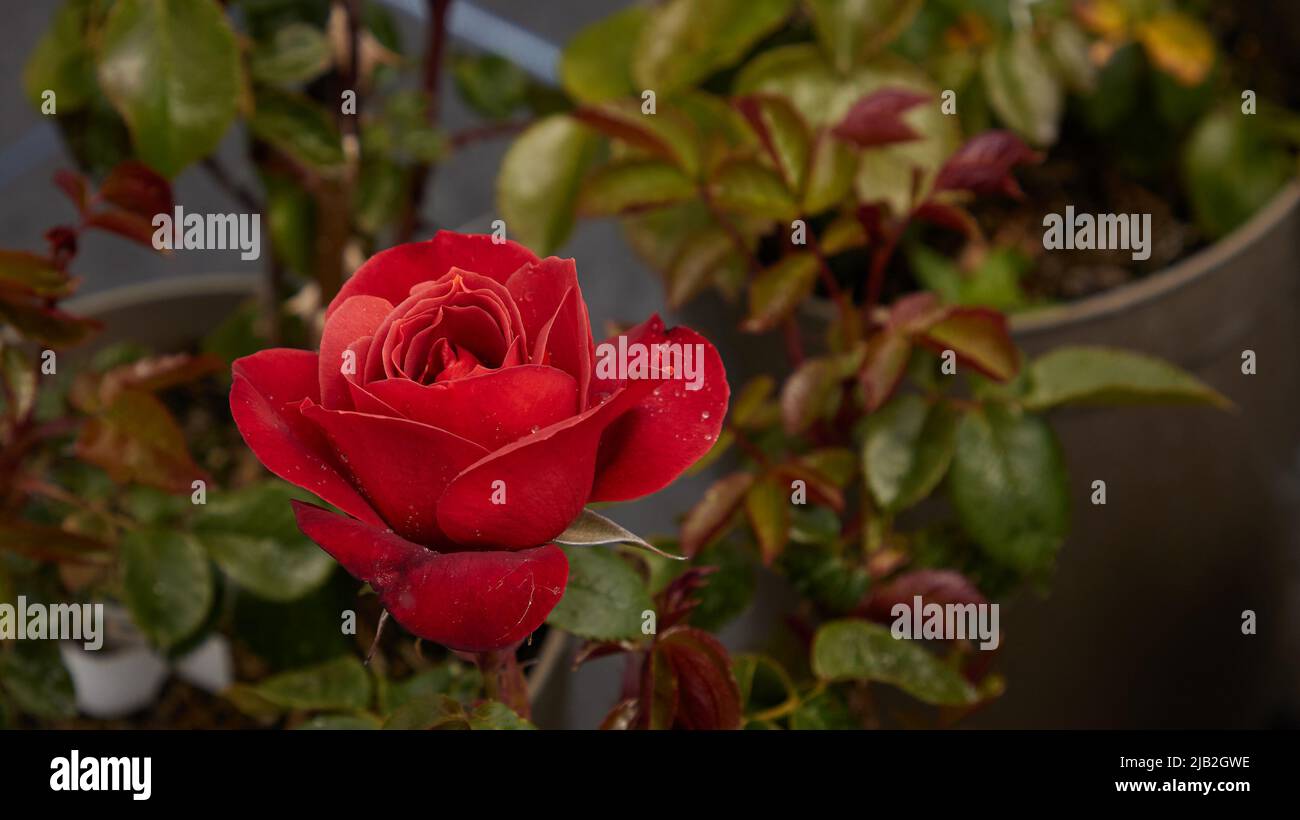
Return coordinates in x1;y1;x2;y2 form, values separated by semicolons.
230;232;728;651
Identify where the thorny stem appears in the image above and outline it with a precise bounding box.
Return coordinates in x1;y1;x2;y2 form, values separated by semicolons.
398;0;453;242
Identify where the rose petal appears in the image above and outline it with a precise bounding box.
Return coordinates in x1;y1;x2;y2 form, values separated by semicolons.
230;349;383;527
299;400;488;546
505;257;579;346
293;501;567;652
319;295;392;410
588;316;729;502
436;378;657;549
366;365;578;450
327;232;537;321
531;285;594;410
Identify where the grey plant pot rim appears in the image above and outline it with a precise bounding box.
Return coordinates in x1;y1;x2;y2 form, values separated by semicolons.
800;182;1300;336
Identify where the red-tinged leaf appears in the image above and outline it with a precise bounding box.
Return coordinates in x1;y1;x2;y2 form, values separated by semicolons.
573;101;701;176
712;158;800;222
776;461;845;512
655;566;718;631
638;647;679;729
600;698;640;730
743;251;819;332
54;170;90;214
0;250;73;297
656;626;742;730
886;291;946;333
572;640;638;670
859;331;911;412
932;130;1042;198
681;472;755;556
858;569;986;622
912;200;981;238
780;356;839;435
0;520;114;565
917;307;1020;382
744;475;789;565
99;160;173;218
100;352;223;402
76;388;207;493
0;296;100;347
83;209;161;248
733;94;812;191
832;88;929;148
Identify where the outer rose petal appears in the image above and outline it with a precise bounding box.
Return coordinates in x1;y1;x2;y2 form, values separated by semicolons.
230;349;383;527
365;365;578;450
436;377;659;549
319;295;391;410
293;502;567;652
300;400;488;546
326;232;537;320
588;316;729;502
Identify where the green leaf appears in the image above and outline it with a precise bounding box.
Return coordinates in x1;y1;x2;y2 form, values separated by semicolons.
250;22;331;87
1022;346;1230;411
689;541;757;632
733;653;797;715
806;0;922;71
802;131;855;213
779;544;872;613
665;227;746;309
193;483;334;602
789;688;857;729
121;529;214;650
452;52;530;119
711;159;799;221
249;655;372;712
560;6;649;104
546;546;653;640
496;115;599;254
383;694;468;730
577;160;695;216
23;0;99;113
681;472;755;555
780;356;839;435
0;641;76;720
863;394;958;512
949;404;1069;574
574;101;702;176
981;30;1063;147
633;0;796;95
812;619;978;705
1182;107;1293;239
250;88;345;170
97;0;242;177
744;475;790;564
736;95;811;193
295;713;382;730
744;252;819;332
467;701;536;730
1;345;38;420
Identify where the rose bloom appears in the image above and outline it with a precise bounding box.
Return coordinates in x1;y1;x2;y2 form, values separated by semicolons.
230;232;727;651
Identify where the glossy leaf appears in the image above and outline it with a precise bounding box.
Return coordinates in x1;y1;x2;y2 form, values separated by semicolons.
949;404;1069;574
711;159;798;220
560;6;649;104
121;529;214;650
745;475;790;565
812;619;978;705
980;31;1063;147
1022;346;1230;411
546;546;653;640
632;0;795;95
97;0;242;177
575;101;702;176
806;0;922;71
681;472;754;556
76;388;205;493
250;23;331;87
0;641;76;720
249;656;372;712
734;95;811;192
577;160;695;216
22;0;97;113
496;115;599;254
862;394;958;512
250;88;345;170
918;307;1020;382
